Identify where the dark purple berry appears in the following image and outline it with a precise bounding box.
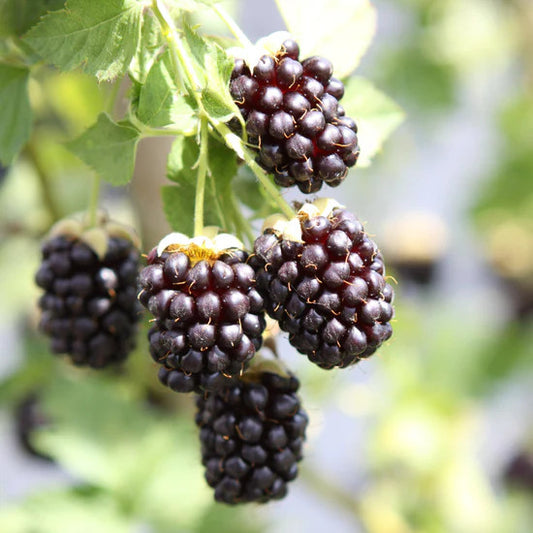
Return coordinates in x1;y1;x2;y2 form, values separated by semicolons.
256;86;283;113
276;58;303;88
268;111;295;139
249;203;394;368
140;240;266;394
302;56;333;84
297;110;326;138
283;92;310;118
36;228;140;368
230;40;358;191
325;77;344;99
285;134;314;160
196;370;308;504
253;55;276;83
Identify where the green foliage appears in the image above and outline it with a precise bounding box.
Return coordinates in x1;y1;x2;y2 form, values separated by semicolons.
0;0;404;216
0;0;65;38
181;24;240;124
0;2;414;528
32;373;214;530
129;9;165;84
472;93;533;221
162;183;197;235
376;44;456;111
195;504;264;533
341;76;405;167
0;491;133;533
137;50;197;131
66;113;140;186
0;64;32;164
164;134;238;235
24;0;143;81
381;298;533;399
275;0;376;78
0;332;56;405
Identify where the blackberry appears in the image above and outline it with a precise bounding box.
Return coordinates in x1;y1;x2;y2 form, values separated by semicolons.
35;217;141;368
195;361;308;504
230;35;359;194
250;199;394;369
138;232;266;394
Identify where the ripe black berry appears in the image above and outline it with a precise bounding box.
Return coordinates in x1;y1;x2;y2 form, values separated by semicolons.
139;233;266;394
36;220;141;368
196;366;308;504
230;37;359;193
250;200;394;369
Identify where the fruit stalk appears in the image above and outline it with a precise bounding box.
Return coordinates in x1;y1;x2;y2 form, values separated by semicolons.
151;0;295;220
194;117;209;237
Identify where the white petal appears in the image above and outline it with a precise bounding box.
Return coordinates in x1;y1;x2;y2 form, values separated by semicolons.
156;232;190;256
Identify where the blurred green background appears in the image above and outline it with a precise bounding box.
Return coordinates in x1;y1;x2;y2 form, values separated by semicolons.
1;0;532;532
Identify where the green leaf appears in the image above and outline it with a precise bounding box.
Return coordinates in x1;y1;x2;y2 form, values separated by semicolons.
377;44;456;111
66;113;139;185
206;137;237;231
182;24;240;123
137;50;197;131
182;22;212;78
201;87;236;123
161;184;196;235
0;491;133;533
30;375;211;529
164;135;238;234
129;9;164;84
274;0;376;78
0;0;66;37
0;332;56;406
472;94;533;221
24;0;143;81
0;64;32;165
196;504;264;533
207;136;237;192
202;44;238;122
166;135;199;186
341;76;405;167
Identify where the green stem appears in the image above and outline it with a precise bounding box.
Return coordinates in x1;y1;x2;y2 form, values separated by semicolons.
152;0;202;96
152;0;189;95
212;4;253;48
151;0;294;221
243;151;294;219
25;141;61;223
128;112;187;137
88;175;101;228
194;118;209;236
209;123;294;219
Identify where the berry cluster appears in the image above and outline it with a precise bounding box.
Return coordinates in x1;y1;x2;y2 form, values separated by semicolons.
35;219;140;368
250;199;394;369
33;34;395;507
196;368;308;504
230;38;359;194
138;234;266;393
